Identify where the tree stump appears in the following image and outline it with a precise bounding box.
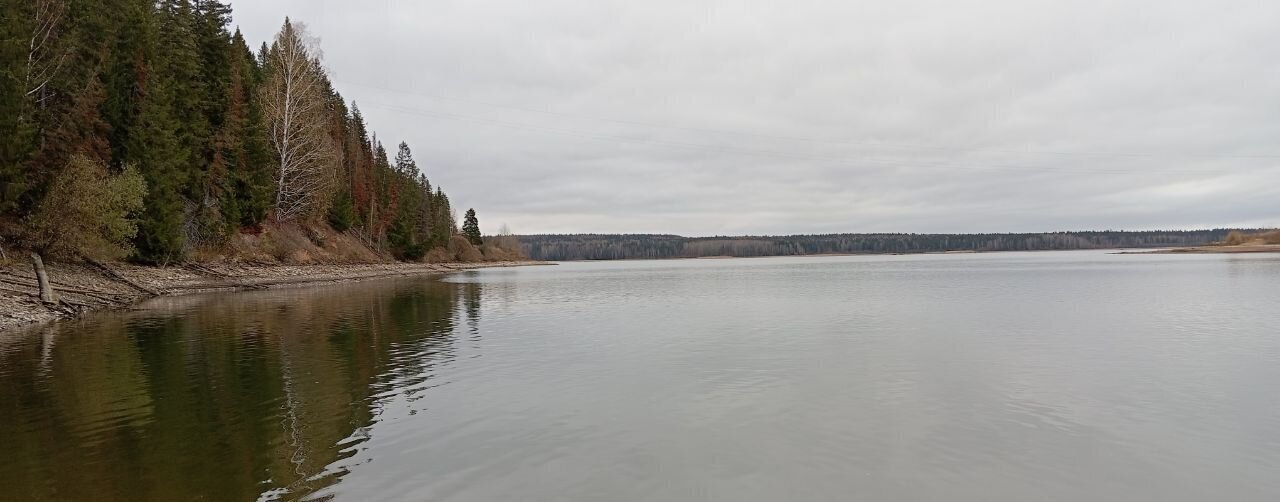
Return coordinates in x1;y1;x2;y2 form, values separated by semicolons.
31;253;57;304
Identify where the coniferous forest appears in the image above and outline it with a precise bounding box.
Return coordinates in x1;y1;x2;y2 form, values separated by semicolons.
518;230;1249;261
1;0;501;264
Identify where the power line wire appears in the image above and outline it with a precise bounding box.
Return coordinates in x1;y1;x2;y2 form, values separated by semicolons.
338;79;1280;162
356;98;1267;177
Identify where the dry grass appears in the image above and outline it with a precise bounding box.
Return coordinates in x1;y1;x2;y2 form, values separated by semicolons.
207;221;388;264
1222;229;1280;246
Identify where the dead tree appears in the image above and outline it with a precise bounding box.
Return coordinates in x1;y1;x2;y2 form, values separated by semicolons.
31;253;56;304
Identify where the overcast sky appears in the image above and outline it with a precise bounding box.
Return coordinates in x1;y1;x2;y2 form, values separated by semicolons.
232;0;1280;236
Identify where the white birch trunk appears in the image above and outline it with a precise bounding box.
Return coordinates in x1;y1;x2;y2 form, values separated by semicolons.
262;20;337;221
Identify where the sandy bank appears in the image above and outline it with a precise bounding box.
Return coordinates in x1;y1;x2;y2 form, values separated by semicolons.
0;260;548;332
1122;244;1280;255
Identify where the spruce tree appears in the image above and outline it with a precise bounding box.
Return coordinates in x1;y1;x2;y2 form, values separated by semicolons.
126;3;188;263
101;0;156;168
387;142;425;259
345;105;374;230
128;76;187;264
191;0;235;236
214;29;271;230
429;188;454;249
157;0;207;196
462;208;482;246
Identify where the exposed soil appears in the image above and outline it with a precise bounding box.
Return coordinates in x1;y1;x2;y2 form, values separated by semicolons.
0;260;545;332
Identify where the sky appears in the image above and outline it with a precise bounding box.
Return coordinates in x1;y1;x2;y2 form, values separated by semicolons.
231;0;1280;236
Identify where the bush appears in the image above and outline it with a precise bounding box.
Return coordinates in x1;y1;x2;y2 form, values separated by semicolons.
399;244;426;261
448;235;484;262
424;247;454;263
1223;230;1249;245
23;155;146;260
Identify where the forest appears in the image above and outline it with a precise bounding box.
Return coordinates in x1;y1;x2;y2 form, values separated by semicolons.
0;0;511;265
518;230;1247;261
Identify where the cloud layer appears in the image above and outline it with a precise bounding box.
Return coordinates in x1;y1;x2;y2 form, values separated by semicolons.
232;0;1280;235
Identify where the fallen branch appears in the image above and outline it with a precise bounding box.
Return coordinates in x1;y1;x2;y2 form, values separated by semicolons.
185;262;233;278
0;276;125;304
84;257;161;296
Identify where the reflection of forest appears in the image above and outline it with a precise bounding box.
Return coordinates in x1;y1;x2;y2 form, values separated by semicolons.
0;278;483;501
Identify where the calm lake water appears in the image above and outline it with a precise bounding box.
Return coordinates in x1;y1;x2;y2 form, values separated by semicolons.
2;251;1279;501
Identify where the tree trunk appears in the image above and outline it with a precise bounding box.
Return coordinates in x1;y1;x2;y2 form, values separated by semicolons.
31;252;56;304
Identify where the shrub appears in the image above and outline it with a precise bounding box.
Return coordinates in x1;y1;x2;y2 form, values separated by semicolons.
448;235;484;262
1223;231;1249;246
424;247;453;263
24;155;146;260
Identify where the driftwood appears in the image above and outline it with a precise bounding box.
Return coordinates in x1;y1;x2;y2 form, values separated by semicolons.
84;257;161;296
0;275;126;304
31;253;57;304
58;297;89;308
185;262;233;278
0;284;36;296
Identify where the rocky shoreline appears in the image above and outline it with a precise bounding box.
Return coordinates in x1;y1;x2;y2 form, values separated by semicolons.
0;260;547;332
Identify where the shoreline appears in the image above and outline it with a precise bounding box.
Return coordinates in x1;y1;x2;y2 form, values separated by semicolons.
1117;244;1280;255
1;260;549;332
555;247;1174;262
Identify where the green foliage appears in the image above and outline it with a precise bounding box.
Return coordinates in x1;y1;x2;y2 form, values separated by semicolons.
385;142;433;260
462;208;482;246
24;154;146;260
328;189;355;232
220;30;272;228
127;72;188;264
1;1;482;264
428;188;454;250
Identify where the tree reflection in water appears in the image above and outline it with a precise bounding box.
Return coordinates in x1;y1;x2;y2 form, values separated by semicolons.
0;277;481;501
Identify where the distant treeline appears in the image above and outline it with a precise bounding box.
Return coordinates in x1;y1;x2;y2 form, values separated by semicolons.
519;230;1249;261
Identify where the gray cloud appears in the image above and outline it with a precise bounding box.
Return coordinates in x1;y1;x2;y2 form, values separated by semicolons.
232;0;1280;235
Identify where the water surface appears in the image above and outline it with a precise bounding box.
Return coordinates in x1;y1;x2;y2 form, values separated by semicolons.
2;251;1279;501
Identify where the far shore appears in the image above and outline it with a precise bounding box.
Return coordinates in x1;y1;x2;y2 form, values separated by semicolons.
1;260;549;332
1118;244;1280;255
559;247;1164;262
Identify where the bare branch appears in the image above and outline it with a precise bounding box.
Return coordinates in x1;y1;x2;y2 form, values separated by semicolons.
261;21;340;221
24;0;68;105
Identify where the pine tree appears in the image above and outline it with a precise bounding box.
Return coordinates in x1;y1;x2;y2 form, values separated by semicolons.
462;208;482;246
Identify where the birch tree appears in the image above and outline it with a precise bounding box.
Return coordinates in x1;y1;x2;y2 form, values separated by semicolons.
24;0;68;109
261;19;336;221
